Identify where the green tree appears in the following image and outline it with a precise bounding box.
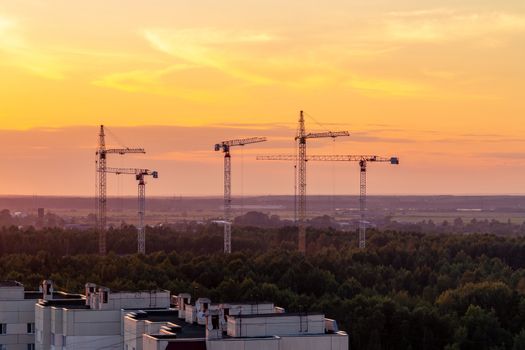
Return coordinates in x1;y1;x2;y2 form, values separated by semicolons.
452;305;511;350
513;329;525;350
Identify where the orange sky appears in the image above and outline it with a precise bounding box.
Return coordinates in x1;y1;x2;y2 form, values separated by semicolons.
0;1;524;196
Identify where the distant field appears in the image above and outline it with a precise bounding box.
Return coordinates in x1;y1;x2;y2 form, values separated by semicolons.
49;207;525;227
391;211;525;224
2;195;524;226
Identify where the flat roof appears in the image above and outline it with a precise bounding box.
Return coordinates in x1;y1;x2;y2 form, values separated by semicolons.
148;334;207;345
231;312;324;319
96;286;169;294
61;305;91;310
38;295;86;307
169;322;205;340
222;301;274;306
24;291;43;300
0;280;23;287
127;310;205;339
52;291;85;300
128;309;180;321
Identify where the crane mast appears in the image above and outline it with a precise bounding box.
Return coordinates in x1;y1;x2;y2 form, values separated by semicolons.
95;125;145;255
224;150;232;254
359;160;367;249
215;136;267;254
96;126;107;255
103;167;158;254
294;111;350;253
256;154;398;249
138;177;146;253
297;112;307;253
137;172;155;255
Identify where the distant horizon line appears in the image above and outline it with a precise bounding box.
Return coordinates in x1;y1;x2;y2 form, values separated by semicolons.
1;193;525;198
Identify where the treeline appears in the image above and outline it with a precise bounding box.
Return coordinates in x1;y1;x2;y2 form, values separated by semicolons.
382;216;525;236
4;226;525;349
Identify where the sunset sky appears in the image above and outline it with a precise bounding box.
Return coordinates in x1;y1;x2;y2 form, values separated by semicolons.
0;0;524;196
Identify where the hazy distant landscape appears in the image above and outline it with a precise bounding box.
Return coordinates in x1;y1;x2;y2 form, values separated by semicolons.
4;195;524;212
2;194;523;228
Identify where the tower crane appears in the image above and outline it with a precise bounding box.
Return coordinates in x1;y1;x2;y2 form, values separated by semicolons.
96;125;145;255
306;155;399;249
295;111;350;253
256;154;399;249
103;167;159;254
214;137;267;254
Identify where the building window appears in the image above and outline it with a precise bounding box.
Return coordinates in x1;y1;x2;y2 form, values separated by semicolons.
102;291;108;303
0;323;6;334
1;344;7;350
27;323;35;334
28;344;36;350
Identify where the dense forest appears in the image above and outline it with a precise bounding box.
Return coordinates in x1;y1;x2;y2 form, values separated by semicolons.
3;224;525;349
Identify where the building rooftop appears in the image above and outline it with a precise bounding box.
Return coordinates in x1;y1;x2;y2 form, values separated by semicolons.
222;301;273;305
166;322;205;340
52;291;85;299
0;280;23;287
96;286;169;294
38;299;87;307
127;309;205;339
128;309;180;321
231;312;324;319
24;291;43;300
38;292;86;307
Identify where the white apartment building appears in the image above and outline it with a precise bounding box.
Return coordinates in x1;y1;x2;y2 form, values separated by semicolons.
129;295;348;350
141;311;348;350
0;281;41;350
2;281;348;350
124;309;202;350
124;298;280;350
35;281;170;350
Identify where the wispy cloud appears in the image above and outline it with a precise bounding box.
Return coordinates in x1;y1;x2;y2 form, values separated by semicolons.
143;28;278;85
0;14;65;79
136;19;515;101
383;10;525;43
91;64;220;101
